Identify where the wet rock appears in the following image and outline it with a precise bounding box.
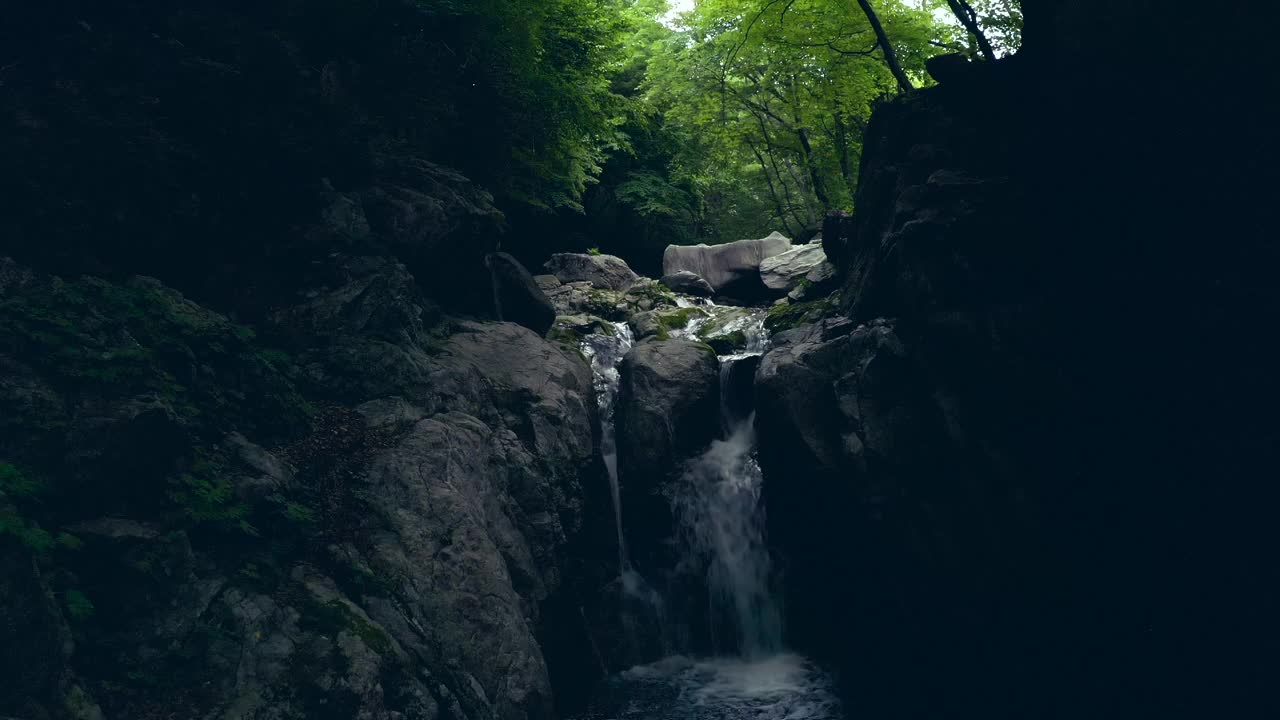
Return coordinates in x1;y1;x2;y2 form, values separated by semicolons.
544;253;640;291
616;338;719;572
659;270;715;297
628;310;664;339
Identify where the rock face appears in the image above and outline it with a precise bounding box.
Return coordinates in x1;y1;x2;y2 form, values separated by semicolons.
487;252;557;336
544;253;640;291
661;232;791;298
659;270;715;297
754;3;1276;716
0;259;617;720
758;242;829;293
354;321;602;720
615;338;719;572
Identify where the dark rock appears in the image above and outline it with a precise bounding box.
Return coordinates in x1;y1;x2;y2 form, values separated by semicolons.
361;157;506;315
0;542;72;715
660;270;715;297
544;253;640;291
487;252;556;337
925;53;976;85
615;338;719;573
720;354;761;423
533;274;563;292
628;310;664;339
821;210;855;265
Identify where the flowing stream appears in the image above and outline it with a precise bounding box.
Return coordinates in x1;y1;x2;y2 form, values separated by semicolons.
579;302;843;720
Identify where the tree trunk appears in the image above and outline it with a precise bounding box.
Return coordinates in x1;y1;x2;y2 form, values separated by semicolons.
753;114;811;230
832;114;858;200
852;0;914;93
945;0;997;61
796;127;831;210
749;141;797;236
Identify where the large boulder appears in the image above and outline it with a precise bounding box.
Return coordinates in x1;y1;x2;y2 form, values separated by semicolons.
660;270;715;297
615;338;719;573
661;232;792;298
544;253;640;291
759;242;829;293
486;252;556;337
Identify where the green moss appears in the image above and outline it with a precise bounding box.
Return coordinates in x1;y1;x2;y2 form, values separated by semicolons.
765;295;841;333
0;462;54;552
625;281;678;311
64;589;96;621
705;330;748;355
167;453;255;536
0;276;310;439
297;592;393;655
656;307;701;330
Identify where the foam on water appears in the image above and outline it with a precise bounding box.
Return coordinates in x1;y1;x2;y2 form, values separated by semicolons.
583;654;842;720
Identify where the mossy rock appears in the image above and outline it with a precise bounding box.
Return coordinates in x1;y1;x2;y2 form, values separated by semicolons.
705;330;748;356
656;307;707;333
624;279;679;311
0;274;310;440
765;295;841;333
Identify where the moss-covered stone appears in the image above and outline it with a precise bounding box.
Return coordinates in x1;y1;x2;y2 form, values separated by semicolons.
656;307;704;332
705;330;748;356
0;275;310;440
765;295;842;333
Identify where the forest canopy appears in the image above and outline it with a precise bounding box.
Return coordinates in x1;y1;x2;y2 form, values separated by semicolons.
1;0;1020;281
436;0;1022;265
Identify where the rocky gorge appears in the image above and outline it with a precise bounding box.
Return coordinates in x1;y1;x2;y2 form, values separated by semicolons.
2;1;1274;719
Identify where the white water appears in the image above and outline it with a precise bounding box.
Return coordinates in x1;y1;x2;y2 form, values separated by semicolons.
579;303;842;720
580;321;636;570
581;654;841;720
675;399;782;656
673;307;781;656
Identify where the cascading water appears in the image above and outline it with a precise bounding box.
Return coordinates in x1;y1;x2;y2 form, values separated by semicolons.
674;355;782;657
581;321;666;644
576;302;843;720
580;321;635;571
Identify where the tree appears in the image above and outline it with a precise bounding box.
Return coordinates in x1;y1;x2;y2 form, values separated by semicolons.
638;0;947;238
943;0;997;61
852;0;915;92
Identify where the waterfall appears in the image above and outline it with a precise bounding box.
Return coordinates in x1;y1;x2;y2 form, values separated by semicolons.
674;362;781;656
580;321;636;571
572;306;842;720
674;308;783;658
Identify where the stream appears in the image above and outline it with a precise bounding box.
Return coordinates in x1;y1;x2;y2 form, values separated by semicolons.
578;300;845;720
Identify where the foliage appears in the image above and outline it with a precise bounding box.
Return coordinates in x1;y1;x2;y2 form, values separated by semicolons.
969;0;1023;55
0;277;310;440
418;0;632;211
168;456;256;536
0;462;54;552
64;589;96;621
642;0;951;240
